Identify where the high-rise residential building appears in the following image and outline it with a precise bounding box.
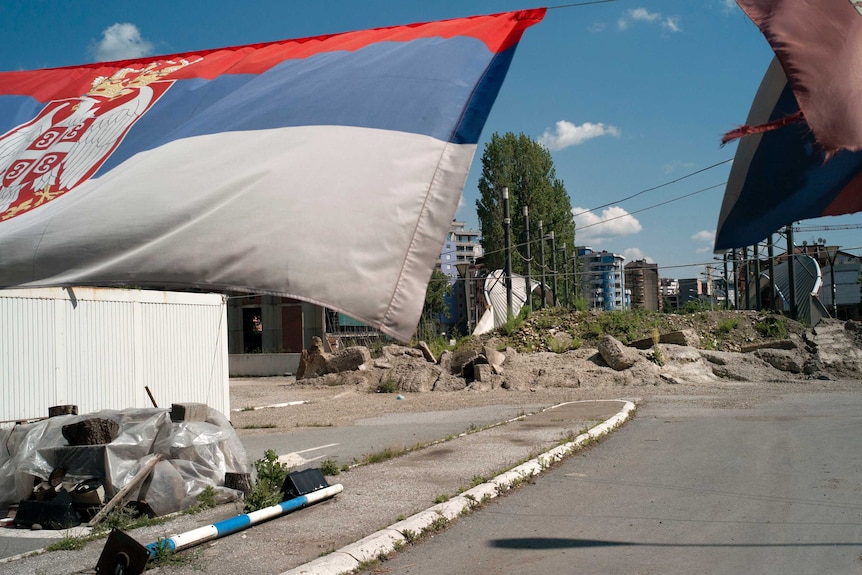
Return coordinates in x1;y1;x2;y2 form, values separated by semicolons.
659;277;679;310
438;220;483;335
624;260;660;311
576;247;628;311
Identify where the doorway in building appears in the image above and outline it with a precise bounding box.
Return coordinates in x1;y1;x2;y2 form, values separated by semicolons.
242;307;263;352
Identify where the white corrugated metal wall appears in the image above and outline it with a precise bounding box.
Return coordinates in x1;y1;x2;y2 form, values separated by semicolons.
0;288;229;423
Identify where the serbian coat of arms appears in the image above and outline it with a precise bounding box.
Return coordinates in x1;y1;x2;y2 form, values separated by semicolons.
0;59;197;221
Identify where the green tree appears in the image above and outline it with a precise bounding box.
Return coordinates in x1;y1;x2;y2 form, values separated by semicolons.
416;268;453;340
475;132;575;277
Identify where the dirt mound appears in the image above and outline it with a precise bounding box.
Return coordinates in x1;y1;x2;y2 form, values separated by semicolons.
294;310;860;393
501;309;809;354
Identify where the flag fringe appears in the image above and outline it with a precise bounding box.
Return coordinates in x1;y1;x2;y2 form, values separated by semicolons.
721;110;804;146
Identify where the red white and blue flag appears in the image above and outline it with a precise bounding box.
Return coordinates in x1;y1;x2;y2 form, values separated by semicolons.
0;9;545;341
715;0;862;250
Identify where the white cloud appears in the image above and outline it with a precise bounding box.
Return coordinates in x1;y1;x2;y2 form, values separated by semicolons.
719;0;738;14
691;229;715;243
538;121;620;151
623;247;653;263
573;206;642;243
617;8;682;33
662;159;695;175
91;23;154;62
662;16;681;33
589;22;608;33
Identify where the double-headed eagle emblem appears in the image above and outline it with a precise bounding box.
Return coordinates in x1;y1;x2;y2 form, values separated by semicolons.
0;58;197;221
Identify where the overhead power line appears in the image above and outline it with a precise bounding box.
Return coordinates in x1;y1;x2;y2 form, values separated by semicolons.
547;0;620;10
792;223;862;233
577;182;726;230
573;158;732;218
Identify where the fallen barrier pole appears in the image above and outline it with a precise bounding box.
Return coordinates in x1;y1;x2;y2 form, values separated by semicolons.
96;470;342;575
151;484;343;556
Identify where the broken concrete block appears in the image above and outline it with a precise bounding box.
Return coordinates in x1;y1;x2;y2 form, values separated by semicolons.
598;334;639;371
659;329;701;348
48;405;78;418
170;402;208;422
326;347;371;374
61;418;119;446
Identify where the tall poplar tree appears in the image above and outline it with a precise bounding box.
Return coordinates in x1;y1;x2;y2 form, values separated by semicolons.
475;132;575;275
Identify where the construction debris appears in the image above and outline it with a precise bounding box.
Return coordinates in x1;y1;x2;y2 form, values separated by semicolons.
0;406;251;528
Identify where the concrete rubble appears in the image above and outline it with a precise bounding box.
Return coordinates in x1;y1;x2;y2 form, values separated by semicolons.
295;319;862;392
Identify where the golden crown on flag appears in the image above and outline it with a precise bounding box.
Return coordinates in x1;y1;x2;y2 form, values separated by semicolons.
89;58;199;99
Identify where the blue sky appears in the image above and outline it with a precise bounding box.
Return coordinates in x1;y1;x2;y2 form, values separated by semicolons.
2;0;860;279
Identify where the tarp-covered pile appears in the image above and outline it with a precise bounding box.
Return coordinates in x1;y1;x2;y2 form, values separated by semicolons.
0;407;250;522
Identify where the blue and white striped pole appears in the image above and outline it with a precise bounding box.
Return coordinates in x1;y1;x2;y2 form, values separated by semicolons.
96;482;344;574
146;484;343;557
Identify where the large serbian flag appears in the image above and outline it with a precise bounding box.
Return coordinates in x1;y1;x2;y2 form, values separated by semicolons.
0;9;544;341
715;58;862;251
715;0;862;250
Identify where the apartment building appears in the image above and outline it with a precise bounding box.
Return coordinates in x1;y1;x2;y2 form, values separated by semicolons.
624;259;659;311
577;247;628;311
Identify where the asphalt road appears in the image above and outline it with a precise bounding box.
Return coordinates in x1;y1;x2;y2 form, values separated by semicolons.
240;403;549;465
367;391;862;575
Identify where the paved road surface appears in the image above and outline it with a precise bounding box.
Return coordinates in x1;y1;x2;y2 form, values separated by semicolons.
369;392;862;575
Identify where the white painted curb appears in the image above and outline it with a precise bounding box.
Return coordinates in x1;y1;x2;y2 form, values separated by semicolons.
278;399;637;575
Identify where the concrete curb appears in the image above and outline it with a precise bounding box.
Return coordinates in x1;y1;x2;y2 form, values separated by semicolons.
279;399;637;575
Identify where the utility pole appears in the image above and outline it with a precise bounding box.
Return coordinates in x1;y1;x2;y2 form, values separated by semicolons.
742;246;750;310
502;187;513;320
523;206;532;312
786;225;797;320
549;230;557;307
731;249;739;310
560;243;569;307
538;220;546;309
767;235;776;311
826;245;840;318
753;242;762;310
572;246;579;303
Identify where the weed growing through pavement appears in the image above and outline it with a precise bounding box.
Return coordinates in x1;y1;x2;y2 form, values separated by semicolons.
423;513;449;534
319;458;340;476
45;532;89;552
245;449;290;512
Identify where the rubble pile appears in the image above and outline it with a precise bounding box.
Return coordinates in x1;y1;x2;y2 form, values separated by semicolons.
295;318;862;392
